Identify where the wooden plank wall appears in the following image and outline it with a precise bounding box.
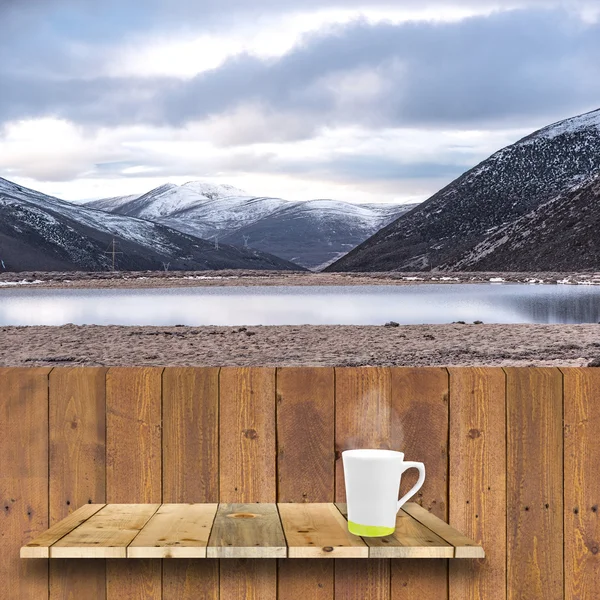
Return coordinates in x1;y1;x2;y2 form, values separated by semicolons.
1;367;599;600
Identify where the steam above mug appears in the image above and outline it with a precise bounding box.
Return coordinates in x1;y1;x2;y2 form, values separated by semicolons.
342;449;426;537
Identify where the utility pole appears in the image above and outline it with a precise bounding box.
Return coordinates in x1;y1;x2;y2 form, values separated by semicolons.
214;236;219;251
104;238;123;272
243;235;250;249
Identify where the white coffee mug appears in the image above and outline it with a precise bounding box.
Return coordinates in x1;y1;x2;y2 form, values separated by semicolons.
342;449;426;537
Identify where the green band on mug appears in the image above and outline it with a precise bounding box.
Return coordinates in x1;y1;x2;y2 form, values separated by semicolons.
348;521;395;537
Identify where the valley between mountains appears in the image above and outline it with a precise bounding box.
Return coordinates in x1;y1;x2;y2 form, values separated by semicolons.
1;108;600;274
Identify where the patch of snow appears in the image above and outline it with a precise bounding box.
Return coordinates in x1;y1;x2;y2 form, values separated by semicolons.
534;108;600;141
182;181;249;198
177;275;240;280
0;279;43;287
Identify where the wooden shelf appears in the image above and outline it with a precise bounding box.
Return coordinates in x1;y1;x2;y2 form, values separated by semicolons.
21;502;484;559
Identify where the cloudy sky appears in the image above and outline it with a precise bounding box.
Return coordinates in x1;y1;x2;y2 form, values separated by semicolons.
1;0;599;203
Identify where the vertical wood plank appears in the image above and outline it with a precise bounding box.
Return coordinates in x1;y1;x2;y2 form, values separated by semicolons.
106;367;163;600
277;367;335;600
279;561;333;600
220;367;277;600
162;367;219;600
449;367;506;600
49;367;107;600
562;368;600;600
335;559;390;600
162;561;217;600
162;367;219;502
390;367;449;600
220;367;276;503
505;367;563;600
334;367;391;600
0;367;50;600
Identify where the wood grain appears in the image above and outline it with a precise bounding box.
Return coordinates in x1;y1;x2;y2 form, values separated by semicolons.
277;561;333;600
51;504;160;558
23;501;485;561
22;504;105;557
505;367;563;600
219;559;275;600
106;368;163;600
49;367;107;599
402;503;484;558
449;367;506;598
335;559;390;600
335;367;393;502
277;367;335;502
220;367;276;502
335;502;461;558
219;368;277;599
207;503;286;558
277;367;335;598
371;510;454;559
562;368;600;600
335;367;391;600
390;367;449;598
0;367;50;600
6;364;600;600
128;503;218;558
279;503;367;558
162;560;220;600
335;503;453;558
162;367;220;600
162;367;219;503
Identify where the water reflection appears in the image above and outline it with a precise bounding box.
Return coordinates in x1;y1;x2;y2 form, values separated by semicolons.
0;284;599;326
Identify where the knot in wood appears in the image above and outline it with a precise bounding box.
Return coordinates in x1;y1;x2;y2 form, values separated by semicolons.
468;429;481;439
322;546;334;552
242;429;258;440
227;513;258;519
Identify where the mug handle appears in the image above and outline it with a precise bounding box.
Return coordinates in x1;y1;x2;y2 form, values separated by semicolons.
397;461;426;512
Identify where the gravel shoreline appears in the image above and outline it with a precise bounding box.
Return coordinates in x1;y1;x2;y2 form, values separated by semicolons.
2;269;600;289
2;271;599;367
1;324;598;367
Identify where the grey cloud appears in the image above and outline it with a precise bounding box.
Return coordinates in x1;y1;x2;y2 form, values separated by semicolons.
160;9;600;130
261;154;470;182
67;147;470;185
1;0;586;20
1;8;599;136
0;75;172;126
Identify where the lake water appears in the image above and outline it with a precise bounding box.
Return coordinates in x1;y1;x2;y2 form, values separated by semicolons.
1;284;600;326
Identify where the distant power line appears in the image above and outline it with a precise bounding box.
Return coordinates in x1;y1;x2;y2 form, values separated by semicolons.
103;238;123;271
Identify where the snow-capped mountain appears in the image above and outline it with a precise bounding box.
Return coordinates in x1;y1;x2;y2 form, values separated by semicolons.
0;177;302;272
85;182;415;269
87;182;261;229
222;199;417;269
328;107;600;272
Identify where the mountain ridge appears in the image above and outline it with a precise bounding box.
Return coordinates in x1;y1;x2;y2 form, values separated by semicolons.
327;107;600;272
85;181;417;269
0;177;302;272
